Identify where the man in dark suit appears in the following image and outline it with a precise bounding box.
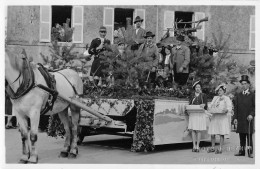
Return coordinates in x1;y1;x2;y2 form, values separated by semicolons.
88;26;111;86
234;75;255;158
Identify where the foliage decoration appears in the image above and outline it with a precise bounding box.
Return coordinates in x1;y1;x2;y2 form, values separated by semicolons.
131;99;155;152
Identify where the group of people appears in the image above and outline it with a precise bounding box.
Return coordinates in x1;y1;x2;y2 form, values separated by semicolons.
87;16;191;87
187;75;254;158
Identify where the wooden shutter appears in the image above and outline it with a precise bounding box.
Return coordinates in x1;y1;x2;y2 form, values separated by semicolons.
194;12;205;41
249;15;255;50
40;6;51;42
103;7;114;44
134;9;145;29
72;6;84;43
164;11;175;37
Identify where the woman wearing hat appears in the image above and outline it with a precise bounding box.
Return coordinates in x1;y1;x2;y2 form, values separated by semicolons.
187;80;208;152
158;45;174;87
207;84;232;154
137;31;159;87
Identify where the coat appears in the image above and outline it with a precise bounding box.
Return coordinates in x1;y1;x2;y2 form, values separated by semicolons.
189;92;208;110
88;38;111;77
171;45;190;73
137;42;159;68
233;92;255;133
132;27;146;44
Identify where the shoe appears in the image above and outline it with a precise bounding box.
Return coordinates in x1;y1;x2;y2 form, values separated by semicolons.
248;154;254;158
192;148;196;152
207;147;215;153
215;149;222;154
234;150;245;156
196;148;200;153
248;149;254;158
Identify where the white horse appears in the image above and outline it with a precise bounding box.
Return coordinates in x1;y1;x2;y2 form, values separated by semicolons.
5;49;83;163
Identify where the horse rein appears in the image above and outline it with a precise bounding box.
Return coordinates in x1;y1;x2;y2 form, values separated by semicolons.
9;71;22;85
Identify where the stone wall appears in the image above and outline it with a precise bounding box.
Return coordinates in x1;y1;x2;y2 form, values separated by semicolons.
6;5;255;66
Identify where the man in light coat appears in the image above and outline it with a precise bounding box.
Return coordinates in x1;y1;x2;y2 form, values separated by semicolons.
132;16;146;55
171;35;190;85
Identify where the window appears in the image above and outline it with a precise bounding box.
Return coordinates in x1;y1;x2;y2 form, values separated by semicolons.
249;15;255;50
40;6;83;43
104;7;145;44
175;11;193;29
165;11;205;40
51;6;73;42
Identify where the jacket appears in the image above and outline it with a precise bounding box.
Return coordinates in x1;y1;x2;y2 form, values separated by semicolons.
233;91;255;133
171;45;190;73
132;27;146;45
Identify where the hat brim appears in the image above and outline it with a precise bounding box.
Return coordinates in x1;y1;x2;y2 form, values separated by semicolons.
239;79;250;84
144;35;155;38
134;19;143;24
215;84;226;92
192;81;201;89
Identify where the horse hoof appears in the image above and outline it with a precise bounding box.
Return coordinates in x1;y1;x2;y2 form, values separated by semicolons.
59;151;69;158
19;159;28;164
68;153;77;159
19;154;29;163
68;148;78;159
27;155;38;164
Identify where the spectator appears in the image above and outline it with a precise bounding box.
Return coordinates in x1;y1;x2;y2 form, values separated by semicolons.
234;75;255;158
207;84;232;154
187;80;208;152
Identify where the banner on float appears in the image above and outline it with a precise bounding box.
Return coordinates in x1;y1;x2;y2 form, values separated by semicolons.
153;99;210;145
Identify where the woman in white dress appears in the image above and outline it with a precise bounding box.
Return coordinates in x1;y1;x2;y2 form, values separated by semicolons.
207;84;232;154
187;81;208;152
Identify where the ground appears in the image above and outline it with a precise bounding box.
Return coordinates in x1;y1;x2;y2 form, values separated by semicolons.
4;128;255;165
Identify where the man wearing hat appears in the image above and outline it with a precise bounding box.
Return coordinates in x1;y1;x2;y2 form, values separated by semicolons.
137;31;159;88
88;26;111;86
132;16;146;52
171;35;190;85
233;75;255;158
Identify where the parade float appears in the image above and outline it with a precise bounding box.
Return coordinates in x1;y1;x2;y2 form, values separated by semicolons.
40;17;253;152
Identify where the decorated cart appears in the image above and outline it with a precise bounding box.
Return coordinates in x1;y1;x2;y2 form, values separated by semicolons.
72;96;211;152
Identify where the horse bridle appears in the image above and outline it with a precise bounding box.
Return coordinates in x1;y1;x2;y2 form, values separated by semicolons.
9;71;22;85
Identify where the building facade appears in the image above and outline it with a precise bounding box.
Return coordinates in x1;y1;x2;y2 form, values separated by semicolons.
6;5;255;66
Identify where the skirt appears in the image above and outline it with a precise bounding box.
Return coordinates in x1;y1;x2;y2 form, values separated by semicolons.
188;112;207;131
208;114;230;135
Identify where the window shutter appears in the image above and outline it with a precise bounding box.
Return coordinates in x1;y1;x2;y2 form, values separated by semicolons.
40;6;51;42
164;11;175;37
249;15;255;50
134;9;145;29
103;7;114;44
194;12;205;41
72;6;84;43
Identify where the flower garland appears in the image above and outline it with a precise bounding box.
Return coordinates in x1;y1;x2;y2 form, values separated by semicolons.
131;99;155;152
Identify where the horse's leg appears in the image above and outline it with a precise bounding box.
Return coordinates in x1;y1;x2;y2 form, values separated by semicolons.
16;114;30;163
27;110;40;164
58;108;71;157
68;105;80;158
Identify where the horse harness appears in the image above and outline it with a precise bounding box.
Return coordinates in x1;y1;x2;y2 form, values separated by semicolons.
5;56;75;115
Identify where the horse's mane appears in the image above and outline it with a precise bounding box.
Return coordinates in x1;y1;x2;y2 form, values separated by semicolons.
6;48;37;71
